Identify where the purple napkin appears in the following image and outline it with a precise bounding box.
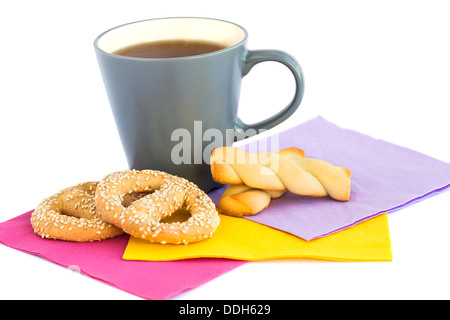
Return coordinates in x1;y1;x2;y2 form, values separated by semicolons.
209;116;450;240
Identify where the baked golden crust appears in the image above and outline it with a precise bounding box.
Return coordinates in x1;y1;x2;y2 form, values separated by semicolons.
217;185;272;217
95;169;220;244
211;147;351;200
31;181;124;242
211;147;351;217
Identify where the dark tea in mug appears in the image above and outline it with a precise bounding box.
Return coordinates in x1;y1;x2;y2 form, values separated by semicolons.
95;17;304;191
113;39;227;58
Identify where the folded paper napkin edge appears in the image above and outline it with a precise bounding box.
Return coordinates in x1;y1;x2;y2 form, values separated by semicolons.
122;213;392;263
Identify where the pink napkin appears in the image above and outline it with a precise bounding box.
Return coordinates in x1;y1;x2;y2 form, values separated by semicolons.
0;210;245;300
209;116;450;240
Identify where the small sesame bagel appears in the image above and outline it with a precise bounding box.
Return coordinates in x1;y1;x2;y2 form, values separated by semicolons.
31;181;124;242
95;169;220;244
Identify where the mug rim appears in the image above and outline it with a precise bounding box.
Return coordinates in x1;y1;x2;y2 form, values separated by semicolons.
93;17;249;61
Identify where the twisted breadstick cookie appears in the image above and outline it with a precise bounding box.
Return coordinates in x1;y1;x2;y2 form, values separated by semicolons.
217;185;286;217
211;147;351;217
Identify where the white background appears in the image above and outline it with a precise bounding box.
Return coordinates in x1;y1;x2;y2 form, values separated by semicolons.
1;0;449;300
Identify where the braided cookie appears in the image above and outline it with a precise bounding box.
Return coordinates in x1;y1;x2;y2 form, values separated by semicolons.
211;147;351;216
218;185;286;217
31;182;124;242
95;170;220;244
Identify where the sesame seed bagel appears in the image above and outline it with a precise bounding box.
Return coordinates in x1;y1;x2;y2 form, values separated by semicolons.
95;169;220;244
31;181;124;242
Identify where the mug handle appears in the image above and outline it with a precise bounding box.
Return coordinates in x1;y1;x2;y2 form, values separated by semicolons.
234;49;305;133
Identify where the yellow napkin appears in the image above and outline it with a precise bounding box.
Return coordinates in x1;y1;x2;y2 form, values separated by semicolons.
123;213;392;262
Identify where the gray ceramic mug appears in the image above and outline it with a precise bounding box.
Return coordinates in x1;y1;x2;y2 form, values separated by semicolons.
94;17;304;192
